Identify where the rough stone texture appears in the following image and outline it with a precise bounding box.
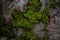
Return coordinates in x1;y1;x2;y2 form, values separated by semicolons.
32;23;45;37
40;0;46;11
47;9;60;40
0;37;7;40
1;0;29;24
16;28;22;36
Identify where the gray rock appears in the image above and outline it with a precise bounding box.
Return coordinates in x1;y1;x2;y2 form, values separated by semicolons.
0;37;7;40
16;28;22;36
32;23;45;37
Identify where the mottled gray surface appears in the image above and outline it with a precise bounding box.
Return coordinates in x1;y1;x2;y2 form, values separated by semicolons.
40;0;46;11
32;23;45;37
0;37;7;40
16;28;22;36
47;9;60;40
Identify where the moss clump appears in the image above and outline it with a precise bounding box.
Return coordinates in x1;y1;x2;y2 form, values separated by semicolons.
20;30;35;40
11;0;50;40
12;9;35;30
40;35;49;40
49;0;57;8
56;1;60;7
12;8;49;29
0;0;50;39
11;0;50;30
12;0;50;40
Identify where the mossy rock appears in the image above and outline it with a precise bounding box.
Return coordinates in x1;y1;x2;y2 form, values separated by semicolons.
11;0;50;30
0;0;50;39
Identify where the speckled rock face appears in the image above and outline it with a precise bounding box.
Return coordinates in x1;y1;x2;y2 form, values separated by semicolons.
47;9;60;40
14;0;29;12
16;28;22;36
32;23;45;37
40;0;46;10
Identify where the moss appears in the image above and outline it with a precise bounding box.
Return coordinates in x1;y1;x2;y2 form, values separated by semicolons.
49;0;57;8
0;0;50;39
40;35;49;40
11;1;50;40
56;1;60;7
11;0;50;30
11;9;35;30
20;30;35;40
11;8;49;29
0;26;16;38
